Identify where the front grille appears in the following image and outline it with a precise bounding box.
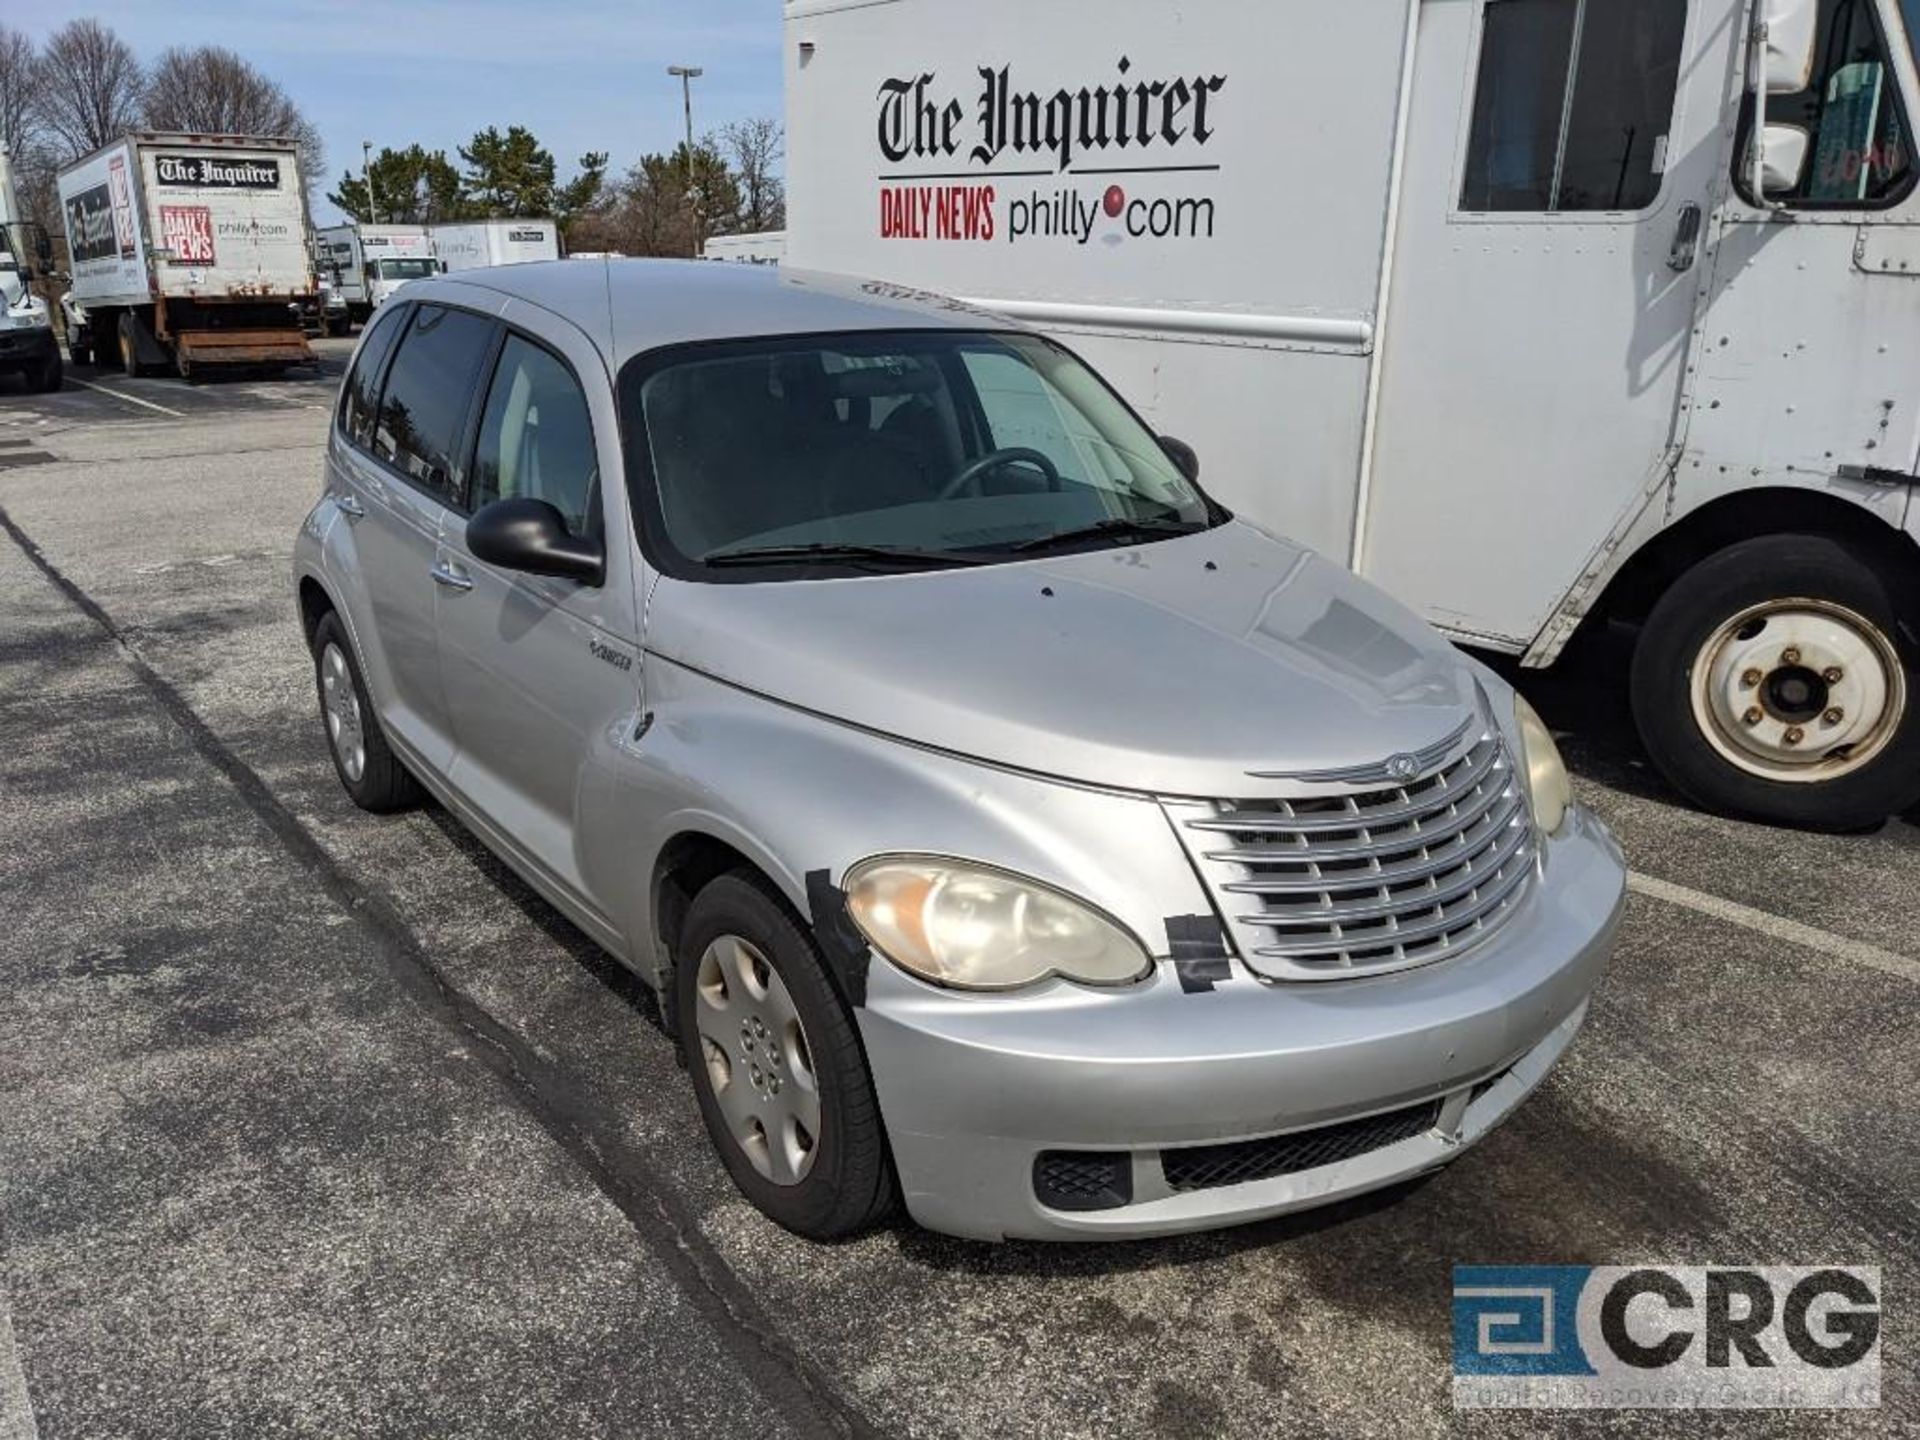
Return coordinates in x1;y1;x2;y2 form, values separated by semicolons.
1161;1100;1442;1193
1168;728;1534;981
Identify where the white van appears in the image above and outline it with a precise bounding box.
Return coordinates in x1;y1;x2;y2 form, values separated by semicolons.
315;223;442;327
785;0;1920;830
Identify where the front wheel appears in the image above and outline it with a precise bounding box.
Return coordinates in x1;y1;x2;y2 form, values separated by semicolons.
1630;533;1920;830
28;347;61;394
675;871;895;1239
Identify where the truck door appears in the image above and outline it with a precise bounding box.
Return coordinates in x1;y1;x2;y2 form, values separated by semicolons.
1360;0;1719;647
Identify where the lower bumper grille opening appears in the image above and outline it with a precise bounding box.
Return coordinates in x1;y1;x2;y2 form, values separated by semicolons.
1033;1151;1133;1212
1161;1099;1442;1193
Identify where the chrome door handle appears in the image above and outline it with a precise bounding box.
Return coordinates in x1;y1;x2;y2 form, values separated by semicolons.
1667;201;1703;272
429;561;473;592
334;492;366;518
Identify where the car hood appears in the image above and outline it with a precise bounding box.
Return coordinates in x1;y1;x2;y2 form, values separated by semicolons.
644;521;1483;797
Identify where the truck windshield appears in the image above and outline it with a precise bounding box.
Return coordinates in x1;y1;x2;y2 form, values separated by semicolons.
623;330;1221;578
374;259;438;280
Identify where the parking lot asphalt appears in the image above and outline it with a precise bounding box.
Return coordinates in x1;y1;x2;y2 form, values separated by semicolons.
1;347;1916;1438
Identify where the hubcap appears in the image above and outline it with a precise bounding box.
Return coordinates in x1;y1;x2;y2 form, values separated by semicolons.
1690;598;1905;783
319;643;367;783
693;935;821;1186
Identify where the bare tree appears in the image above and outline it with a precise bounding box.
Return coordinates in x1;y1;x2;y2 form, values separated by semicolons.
32;19;144;159
0;25;40;157
143;46;325;197
720;117;786;233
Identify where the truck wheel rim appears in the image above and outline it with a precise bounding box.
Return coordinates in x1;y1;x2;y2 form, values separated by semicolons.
319;643;367;783
693;935;821;1186
1689;597;1906;784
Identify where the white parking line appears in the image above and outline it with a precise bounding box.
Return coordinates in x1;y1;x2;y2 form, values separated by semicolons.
67;378;186;418
1628;870;1920;984
0;1291;37;1440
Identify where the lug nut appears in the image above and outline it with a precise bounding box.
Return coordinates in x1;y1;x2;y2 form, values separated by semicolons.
1823;666;1844;683
1741;667;1763;686
1743;706;1764;725
1823;707;1844;725
1782;646;1802;665
1784;726;1805;745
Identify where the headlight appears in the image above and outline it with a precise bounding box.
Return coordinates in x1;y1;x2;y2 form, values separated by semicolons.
1514;695;1572;836
843;857;1151;991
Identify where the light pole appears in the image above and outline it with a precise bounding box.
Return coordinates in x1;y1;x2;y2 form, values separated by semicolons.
666;65;705;257
667;65;703;155
362;139;380;226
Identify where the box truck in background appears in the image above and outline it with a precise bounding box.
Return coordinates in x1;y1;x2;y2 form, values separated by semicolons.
702;229;787;264
429;218;560;271
0;139;61;393
786;0;1920;830
314;222;441;328
59;133;314;376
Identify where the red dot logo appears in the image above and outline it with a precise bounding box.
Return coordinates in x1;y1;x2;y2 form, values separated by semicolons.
1102;184;1126;218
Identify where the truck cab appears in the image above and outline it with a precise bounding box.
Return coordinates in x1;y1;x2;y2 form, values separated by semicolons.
0;145;61;394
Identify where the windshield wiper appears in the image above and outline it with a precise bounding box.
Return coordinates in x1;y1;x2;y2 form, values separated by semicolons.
1007;516;1202;554
700;541;984;570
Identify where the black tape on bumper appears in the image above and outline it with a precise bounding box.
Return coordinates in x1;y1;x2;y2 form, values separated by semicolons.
806;868;871;1008
1166;913;1232;993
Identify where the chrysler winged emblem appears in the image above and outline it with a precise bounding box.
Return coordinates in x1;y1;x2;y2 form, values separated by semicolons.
1385;752;1420;781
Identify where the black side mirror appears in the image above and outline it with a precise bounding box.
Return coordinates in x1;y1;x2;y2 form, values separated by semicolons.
1158;435;1200;482
466;497;604;586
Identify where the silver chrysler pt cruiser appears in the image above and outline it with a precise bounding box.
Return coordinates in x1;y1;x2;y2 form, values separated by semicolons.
292;260;1625;1242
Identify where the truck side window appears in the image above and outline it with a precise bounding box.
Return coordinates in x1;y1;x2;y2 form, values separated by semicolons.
340;303;407;449
372;305;495;507
1460;0;1688;212
1741;0;1915;206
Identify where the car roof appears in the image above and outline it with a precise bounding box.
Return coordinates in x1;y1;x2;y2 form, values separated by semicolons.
424;258;1013;366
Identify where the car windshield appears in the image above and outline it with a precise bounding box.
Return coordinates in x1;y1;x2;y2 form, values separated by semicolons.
623;330;1221;577
375;259;437;281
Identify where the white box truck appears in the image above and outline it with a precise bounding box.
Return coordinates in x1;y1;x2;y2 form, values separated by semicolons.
0;140;60;393
786;0;1920;829
702;229;787;263
58;133;314;376
314;223;441;330
429;218;561;271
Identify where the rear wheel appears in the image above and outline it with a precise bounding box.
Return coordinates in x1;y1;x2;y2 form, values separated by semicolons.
117;313;144;377
675;871;895;1239
1630;534;1920;830
311;612;422;813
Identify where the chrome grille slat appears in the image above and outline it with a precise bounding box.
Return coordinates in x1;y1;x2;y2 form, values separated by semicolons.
1169;728;1536;982
1231;817;1531;926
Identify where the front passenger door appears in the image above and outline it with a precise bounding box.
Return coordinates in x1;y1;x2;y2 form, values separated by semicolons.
434;328;642;915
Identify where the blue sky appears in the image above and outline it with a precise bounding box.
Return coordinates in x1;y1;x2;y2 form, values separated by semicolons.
17;2;785;222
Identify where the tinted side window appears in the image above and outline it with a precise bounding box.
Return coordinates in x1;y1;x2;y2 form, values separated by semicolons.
470;336;599;536
1461;0;1688;212
372;305;495;507
1747;0;1915;206
341;303;407;448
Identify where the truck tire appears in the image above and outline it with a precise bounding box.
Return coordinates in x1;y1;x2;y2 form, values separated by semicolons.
67;333;92;369
28;347;62;394
1630;533;1920;831
117;313;145;377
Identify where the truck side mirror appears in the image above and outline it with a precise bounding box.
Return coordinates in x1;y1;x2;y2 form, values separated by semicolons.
1158;435;1200;482
1760;124;1811;193
1758;0;1819;94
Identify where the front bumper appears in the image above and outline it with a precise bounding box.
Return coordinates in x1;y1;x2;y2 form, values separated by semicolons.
857;806;1625;1241
0;324;57;369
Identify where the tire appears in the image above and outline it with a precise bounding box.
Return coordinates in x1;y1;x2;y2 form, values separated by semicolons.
1630;533;1920;830
117;312;144;377
67;336;92;369
311;612;423;813
28;347;61;394
675;871;895;1239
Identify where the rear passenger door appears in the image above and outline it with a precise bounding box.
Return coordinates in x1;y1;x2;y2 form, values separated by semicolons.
433;318;642;920
330;300;492;778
